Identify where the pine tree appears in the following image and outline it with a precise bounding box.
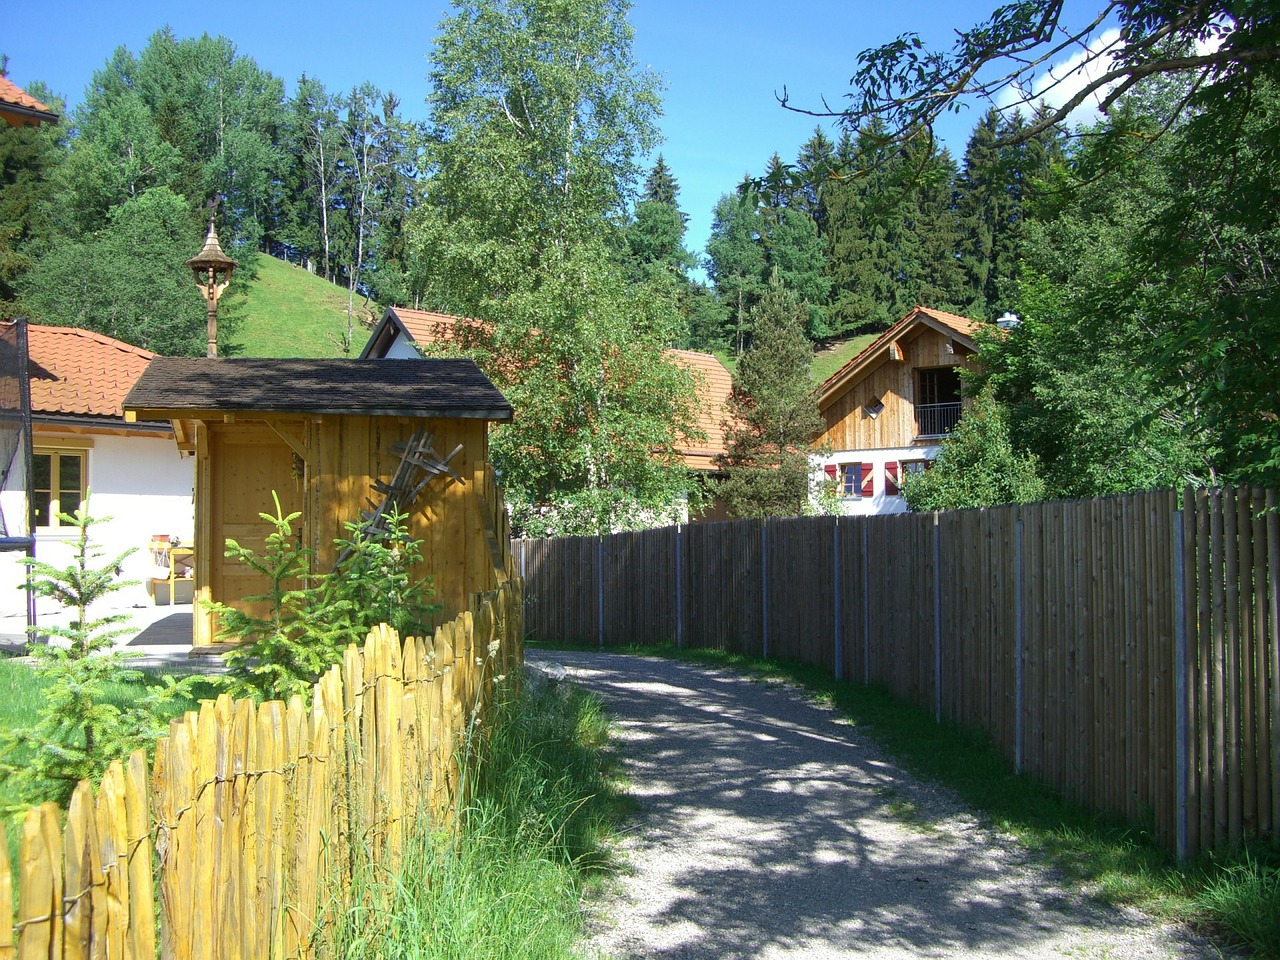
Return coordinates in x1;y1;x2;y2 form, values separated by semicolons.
706;190;766;353
643;153;679;206
715;281;823;518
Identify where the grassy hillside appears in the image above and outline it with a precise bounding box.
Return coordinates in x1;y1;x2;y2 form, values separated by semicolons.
714;332;879;385
812;333;879;384
231;255;379;358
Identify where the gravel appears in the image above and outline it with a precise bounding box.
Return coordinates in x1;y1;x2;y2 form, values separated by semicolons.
526;650;1234;960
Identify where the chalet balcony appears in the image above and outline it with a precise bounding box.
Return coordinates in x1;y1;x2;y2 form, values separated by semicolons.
915;401;962;438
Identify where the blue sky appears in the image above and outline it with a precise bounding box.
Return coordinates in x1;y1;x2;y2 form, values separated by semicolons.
4;1;1097;261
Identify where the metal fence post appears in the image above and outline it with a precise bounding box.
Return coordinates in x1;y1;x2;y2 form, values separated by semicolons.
933;513;942;724
1173;509;1189;861
675;524;684;650
1014;512;1025;774
761;520;769;660
833;517;843;681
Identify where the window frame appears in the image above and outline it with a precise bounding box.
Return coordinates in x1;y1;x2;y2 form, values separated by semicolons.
30;443;89;531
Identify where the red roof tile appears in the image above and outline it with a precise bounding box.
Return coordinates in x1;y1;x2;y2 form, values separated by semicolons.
0;76;57;126
666;349;734;471
28;325;156;419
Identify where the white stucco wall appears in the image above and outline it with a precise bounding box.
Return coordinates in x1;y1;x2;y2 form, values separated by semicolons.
0;432;195;625
814;444;941;517
383;334;421;359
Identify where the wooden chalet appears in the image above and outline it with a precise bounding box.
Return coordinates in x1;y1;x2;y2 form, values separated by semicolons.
123;357;513;646
815;307;982;515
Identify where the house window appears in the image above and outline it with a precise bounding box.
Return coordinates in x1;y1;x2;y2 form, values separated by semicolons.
31;448;87;529
916;367;962;437
902;459;931;475
840;463;861;497
863;397;885;419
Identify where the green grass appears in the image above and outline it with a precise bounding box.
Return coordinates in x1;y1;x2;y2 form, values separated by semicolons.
712;332;878;385
528;640;1280;959
811;332;879;384
329;679;626;959
0;656;221;883
230;254;377;358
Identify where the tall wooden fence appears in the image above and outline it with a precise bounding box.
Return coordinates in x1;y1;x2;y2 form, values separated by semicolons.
0;577;523;960
513;488;1279;858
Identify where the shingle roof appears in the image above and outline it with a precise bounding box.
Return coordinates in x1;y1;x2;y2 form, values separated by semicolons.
818;306;983;410
0;76;57;126
667;349;734;471
124;358;512;421
28;325;156;420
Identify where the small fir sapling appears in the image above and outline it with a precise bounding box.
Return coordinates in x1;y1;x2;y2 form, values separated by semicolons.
0;498;194;807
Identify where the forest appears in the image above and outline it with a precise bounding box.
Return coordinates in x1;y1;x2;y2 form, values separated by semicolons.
1;0;1277;526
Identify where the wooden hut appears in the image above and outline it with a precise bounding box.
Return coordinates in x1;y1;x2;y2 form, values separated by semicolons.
123;357;513;647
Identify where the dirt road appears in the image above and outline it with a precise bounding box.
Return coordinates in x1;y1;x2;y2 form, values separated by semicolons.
527;651;1230;960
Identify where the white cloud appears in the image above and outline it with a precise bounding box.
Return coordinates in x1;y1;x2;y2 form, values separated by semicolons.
996;28;1123;125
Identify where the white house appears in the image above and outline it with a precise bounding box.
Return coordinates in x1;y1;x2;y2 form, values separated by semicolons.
0;325;195;627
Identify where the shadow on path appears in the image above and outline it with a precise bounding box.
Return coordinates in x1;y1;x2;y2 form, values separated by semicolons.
530;651;1222;960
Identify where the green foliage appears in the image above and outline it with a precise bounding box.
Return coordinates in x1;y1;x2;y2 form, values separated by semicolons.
20;186;217;354
0;82;66;318
715;283;823;518
901;387;1045;511
0;501;192;807
415;0;696;535
213;494;439;700
329;681;621;959
706;191;766;353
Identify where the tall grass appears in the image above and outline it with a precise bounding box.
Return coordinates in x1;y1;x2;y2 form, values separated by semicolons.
329;678;622;959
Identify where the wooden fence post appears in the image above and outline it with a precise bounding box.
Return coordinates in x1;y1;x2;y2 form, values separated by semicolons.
1015;510;1025;774
1173;500;1190;860
833;517;843;681
933;513;942;724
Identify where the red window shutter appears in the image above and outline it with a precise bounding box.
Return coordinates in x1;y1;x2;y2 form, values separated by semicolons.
824;464;837;480
885;461;900;496
860;462;875;498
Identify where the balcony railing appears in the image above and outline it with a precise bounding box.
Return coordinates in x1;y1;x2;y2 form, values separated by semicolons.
916;402;962;438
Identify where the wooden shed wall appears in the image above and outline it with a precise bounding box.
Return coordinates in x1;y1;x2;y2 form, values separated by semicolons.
819;327;973;451
194;413;501;646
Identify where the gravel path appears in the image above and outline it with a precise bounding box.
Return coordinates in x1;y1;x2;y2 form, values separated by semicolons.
526;650;1232;960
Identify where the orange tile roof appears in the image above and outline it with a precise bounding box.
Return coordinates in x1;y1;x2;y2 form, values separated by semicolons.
389;308;489;346
0;76;57;126
818;306;983;410
28;325;156;419
666;349;733;471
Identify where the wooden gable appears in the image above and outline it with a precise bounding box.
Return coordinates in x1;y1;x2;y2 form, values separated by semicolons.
817;308;980;452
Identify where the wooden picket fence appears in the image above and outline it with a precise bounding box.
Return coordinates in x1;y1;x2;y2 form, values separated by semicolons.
514;487;1279;858
0;577;523;960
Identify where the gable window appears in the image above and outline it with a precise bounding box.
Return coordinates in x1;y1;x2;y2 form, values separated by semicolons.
916;367;962;437
31;447;87;530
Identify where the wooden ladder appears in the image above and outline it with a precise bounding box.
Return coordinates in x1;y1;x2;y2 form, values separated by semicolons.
336;429;463;566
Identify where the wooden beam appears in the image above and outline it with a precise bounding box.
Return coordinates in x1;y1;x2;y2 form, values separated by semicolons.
888;341;904;361
266;421;309;462
124;410;138;423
